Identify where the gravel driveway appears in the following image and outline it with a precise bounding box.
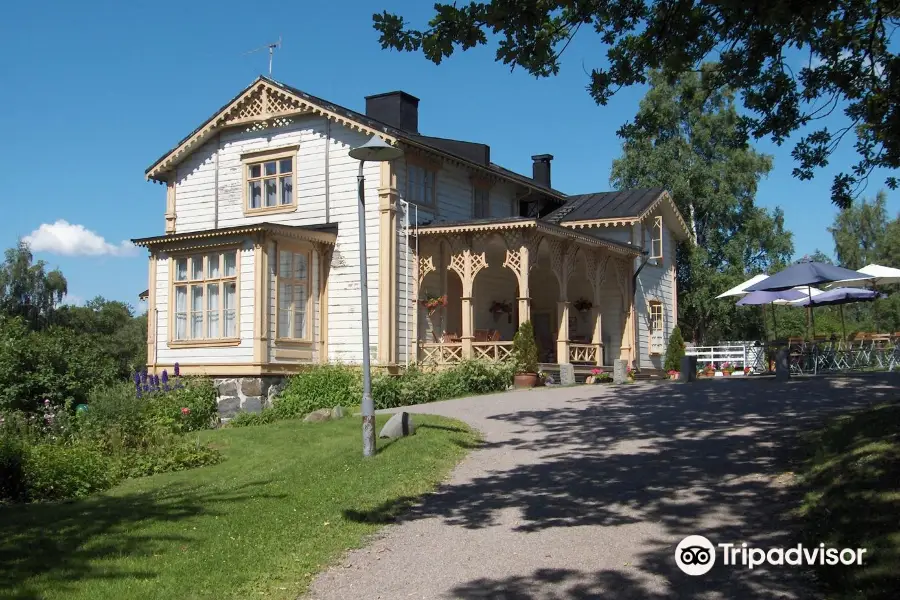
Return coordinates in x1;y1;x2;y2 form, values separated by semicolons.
307;374;899;599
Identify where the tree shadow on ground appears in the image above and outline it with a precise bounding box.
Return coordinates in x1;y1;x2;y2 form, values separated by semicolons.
0;480;278;600
345;374;900;598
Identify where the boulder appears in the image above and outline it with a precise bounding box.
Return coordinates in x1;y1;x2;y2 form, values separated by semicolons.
379;412;416;439
330;405;346;419
303;408;332;423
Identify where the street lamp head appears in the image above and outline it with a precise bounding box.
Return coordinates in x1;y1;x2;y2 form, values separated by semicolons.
348;135;404;162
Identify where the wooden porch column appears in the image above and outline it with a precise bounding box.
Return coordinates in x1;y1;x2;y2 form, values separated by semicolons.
549;239;577;364
502;231;541;326
448;242;487;360
585;251;611;367
615;258;635;363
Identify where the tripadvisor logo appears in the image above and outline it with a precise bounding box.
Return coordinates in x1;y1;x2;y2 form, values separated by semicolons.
675;535;867;576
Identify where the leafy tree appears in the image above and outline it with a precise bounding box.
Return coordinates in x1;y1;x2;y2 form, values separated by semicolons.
0;242;67;328
610;70;793;343
828;191;888;270
374;0;899;207
663;326;686;372
57;297;148;379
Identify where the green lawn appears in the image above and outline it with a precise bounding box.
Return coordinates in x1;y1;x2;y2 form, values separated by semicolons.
0;414;478;600
793;402;900;600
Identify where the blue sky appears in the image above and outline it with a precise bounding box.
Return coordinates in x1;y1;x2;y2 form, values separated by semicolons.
1;1;897;310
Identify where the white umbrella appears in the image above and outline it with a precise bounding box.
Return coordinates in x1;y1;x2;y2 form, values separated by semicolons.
716;274;769;298
830;263;900;288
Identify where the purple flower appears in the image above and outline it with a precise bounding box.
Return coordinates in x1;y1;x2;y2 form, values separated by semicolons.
173;363;180;378
161;370;168;384
141;370;148;385
136;388;142;398
133;371;141;386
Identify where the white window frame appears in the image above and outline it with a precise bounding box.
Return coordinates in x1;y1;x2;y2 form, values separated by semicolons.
241;146;299;216
170;249;240;346
648;300;664;355
650;215;663;260
275;246;312;343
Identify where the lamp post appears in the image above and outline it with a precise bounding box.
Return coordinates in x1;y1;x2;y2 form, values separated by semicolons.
348;135;404;457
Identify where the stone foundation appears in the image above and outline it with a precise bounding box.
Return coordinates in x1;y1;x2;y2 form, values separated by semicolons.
213;376;287;418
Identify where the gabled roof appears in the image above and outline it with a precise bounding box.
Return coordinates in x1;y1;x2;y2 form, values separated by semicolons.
145;77;565;201
543;189;692;241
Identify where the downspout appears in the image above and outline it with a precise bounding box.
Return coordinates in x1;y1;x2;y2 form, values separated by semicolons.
213;133;221;229
324;119;331;222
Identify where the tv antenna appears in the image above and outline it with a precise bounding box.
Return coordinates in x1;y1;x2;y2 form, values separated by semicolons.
244;36;282;76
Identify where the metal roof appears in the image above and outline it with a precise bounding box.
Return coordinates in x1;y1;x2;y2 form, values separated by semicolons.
543;189;666;224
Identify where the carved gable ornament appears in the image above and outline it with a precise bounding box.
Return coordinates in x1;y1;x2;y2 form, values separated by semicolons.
146;78;397;183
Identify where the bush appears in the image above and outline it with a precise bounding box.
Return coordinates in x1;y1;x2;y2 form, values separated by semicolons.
23;442;117;502
143;377;218;432
0;435;26;502
372;360;513;410
81;381;149;446
116;433;221;478
664;325;686;372
227;409;279;428
513;321;539;374
274;364;362;418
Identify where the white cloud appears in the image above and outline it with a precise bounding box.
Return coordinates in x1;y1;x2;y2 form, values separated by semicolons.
23;220;139;257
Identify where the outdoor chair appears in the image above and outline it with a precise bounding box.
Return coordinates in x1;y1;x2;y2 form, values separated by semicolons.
474;329;489;342
489;330;501;341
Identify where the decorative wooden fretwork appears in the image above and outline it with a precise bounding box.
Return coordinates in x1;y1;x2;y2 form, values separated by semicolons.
417;256;436;286
448;250;488;295
549;239;579;298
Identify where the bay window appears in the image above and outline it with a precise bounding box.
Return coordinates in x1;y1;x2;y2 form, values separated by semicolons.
173;250;238;342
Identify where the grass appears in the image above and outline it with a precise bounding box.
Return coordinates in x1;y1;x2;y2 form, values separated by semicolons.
792;401;900;600
0;414;478;600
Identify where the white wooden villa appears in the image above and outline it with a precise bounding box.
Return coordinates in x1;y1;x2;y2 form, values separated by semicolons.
133;76;690;409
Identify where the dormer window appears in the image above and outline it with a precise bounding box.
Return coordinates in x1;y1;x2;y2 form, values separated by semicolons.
242;146;299;215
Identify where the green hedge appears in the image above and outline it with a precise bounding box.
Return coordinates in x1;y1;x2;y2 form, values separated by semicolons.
229;360;515;427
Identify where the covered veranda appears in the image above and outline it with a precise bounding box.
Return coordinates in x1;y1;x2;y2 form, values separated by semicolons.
410;219;640;368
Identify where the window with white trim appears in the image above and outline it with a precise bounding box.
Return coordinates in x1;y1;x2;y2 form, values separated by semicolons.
243;149;296;213
649;300;664;355
407;163;436;207
173;251;238;341
650;215;663;260
473;187;490;218
277;249;310;340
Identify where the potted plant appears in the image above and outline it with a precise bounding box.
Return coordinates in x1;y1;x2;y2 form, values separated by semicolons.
421;293;448;316
703;363;715;378
626;365;636;382
573;298;593;313
490;300;513;315
743;366;752;376
721;361;734;376
512;321;541;389
667;369;680;380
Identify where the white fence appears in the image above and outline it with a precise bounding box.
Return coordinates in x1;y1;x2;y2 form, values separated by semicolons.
684;343;766;371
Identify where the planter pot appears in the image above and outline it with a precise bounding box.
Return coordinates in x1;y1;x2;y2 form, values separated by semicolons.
585;375;595;385
722;371;732;377
669;373;680;380
514;373;541;389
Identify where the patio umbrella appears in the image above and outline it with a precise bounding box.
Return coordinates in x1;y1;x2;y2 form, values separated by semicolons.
736;289;808;339
829;263;900;288
716;274;770;298
745;261;871;292
794;287;885;340
745;261;872;337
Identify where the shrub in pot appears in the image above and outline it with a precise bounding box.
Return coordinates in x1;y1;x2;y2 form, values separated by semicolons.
512;321;540;389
